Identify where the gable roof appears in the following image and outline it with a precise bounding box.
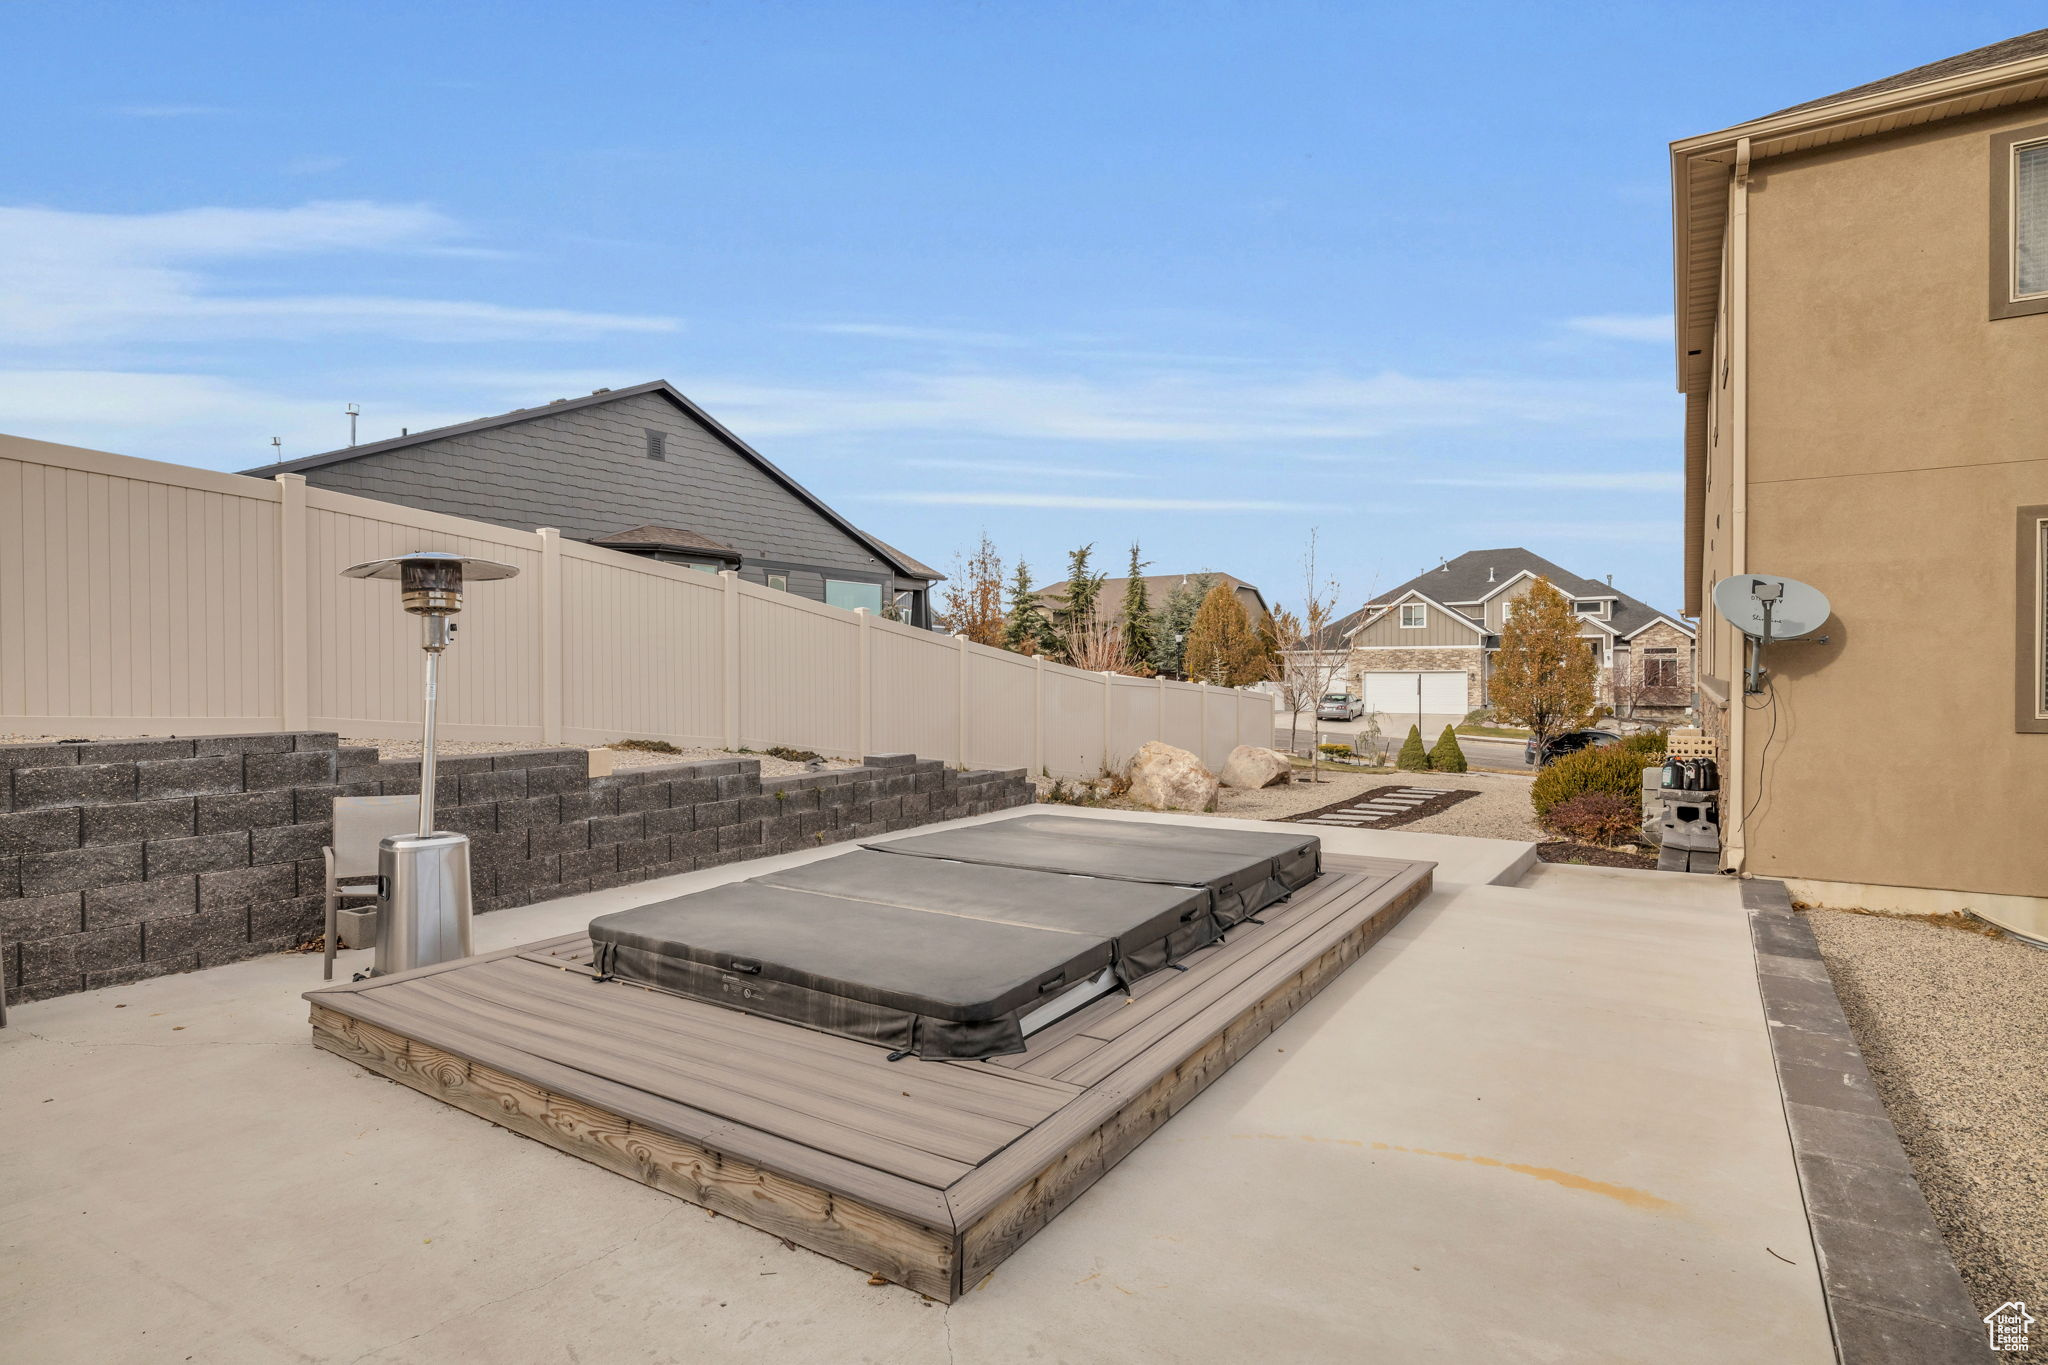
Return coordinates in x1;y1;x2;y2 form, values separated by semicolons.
1338;548;1689;642
1036;572;1270;621
1344;587;1486;639
244;379;939;583
1767;28;2048;118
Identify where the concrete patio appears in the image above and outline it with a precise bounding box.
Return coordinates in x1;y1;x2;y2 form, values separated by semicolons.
0;809;1834;1364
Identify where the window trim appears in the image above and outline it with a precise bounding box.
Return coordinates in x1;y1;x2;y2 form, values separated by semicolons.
766;572;789;593
1398;603;1426;629
2018;505;2048;732
1990;124;2048;320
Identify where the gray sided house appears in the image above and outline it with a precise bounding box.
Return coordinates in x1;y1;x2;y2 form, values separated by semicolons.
1333;548;1696;721
250;381;941;626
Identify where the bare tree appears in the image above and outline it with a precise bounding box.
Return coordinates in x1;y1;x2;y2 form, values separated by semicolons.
936;532;1007;646
1063;614;1134;674
1275;529;1349;783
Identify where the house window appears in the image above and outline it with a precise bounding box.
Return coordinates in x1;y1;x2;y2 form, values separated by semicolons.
1642;656;1679;688
1574;600;1605;615
825;579;884;614
766;572;789;592
2019;505;2048;732
1991;126;2048;319
645;429;667;460
1399;603;1426;629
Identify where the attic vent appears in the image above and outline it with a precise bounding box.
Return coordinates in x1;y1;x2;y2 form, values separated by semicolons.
645;429;667;461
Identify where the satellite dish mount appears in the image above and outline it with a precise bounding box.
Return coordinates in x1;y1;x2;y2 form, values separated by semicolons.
1711;574;1832;694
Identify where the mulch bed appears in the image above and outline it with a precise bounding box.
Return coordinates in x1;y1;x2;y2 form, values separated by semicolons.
1286;785;1480;830
1537;840;1660;870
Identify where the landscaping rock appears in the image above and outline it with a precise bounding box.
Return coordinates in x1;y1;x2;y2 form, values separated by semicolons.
1219;745;1291;790
1127;741;1219;812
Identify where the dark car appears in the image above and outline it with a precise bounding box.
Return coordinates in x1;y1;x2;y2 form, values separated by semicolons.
1525;729;1621;767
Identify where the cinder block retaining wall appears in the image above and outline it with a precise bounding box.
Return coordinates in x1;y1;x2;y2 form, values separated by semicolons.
0;734;1032;1004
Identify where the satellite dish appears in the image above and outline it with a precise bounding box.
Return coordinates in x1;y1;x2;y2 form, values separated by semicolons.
1711;574;1831;641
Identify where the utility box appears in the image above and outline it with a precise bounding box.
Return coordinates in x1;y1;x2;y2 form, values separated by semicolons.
336;906;379;950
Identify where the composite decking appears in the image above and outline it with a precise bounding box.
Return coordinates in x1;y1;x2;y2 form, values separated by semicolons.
305;851;1433;1300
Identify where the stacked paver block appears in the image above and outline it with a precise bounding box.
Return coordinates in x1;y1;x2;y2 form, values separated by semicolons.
1;736;1030;1004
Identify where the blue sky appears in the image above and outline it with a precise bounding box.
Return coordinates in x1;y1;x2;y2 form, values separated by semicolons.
2;3;2039;615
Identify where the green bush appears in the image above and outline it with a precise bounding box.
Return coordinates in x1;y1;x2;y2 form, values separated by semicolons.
1619;731;1668;758
1428;726;1467;773
1396;724;1429;771
1317;742;1353;759
1542;792;1641;845
1461;707;1495;725
1531;742;1663;819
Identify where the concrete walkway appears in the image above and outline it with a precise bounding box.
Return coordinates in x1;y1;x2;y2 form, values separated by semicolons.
0;813;1832;1363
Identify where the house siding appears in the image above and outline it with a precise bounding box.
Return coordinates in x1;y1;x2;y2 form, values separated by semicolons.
298;391;898;596
1350;603;1484;648
1345;646;1487;712
1698;103;2048;898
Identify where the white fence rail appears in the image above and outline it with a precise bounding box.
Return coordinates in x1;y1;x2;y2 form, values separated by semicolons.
0;435;1268;776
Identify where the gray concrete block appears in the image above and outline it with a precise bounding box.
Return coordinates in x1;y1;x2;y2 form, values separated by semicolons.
1829;1299;1992;1364
616;781;668;813
1;891;85;940
77;738;196;763
1783;1101;1915;1176
460;768;528;806
0;743;80;768
193;734;292;756
0;806;83;857
249;895;323;943
194;790;296;834
588;813;643;846
1809;1212;1980;1336
434;805;497;838
524;763;583;796
23;923;142;976
86;876;198;928
670;828;717;860
145;831;251;877
143;906;250;961
495;795;559;830
13;762;138;810
243;750;337;791
251;821;330;866
559;846;617;880
696;799;739;827
1777;1058;1885;1117
198;862;298;911
290;732;339;751
83;797;195;847
86;956;195;990
717;820;763;851
21;842;144;895
664;777;719;806
137;756;244;800
713;773;754;799
863;753;916;768
529;821;589;857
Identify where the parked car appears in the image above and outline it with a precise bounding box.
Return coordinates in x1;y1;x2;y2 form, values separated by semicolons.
1525;728;1621;767
1316;693;1366;721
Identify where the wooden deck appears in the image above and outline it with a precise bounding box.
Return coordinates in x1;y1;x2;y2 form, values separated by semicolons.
305;852;1434;1301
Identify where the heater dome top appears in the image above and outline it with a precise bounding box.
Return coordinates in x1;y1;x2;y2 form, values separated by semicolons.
341;551;521;582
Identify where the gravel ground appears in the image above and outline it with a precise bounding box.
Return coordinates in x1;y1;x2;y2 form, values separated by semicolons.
0;733;857;780
1805;907;2048;1352
1036;764;1543;841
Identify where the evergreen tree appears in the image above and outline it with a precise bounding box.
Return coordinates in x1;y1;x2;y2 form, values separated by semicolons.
1429;725;1468;773
1396;724;1430;771
1049;544;1105;663
1117;544;1157;670
1001;561;1057;656
1183;581;1265;686
1150;573;1214;677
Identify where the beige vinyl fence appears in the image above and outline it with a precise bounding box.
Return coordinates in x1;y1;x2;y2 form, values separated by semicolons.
0;434;1269;776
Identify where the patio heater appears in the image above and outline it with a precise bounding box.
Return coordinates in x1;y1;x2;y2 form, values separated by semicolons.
340;551;519;976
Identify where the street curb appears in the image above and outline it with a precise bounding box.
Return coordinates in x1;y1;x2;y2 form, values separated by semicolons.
1742;878;1994;1363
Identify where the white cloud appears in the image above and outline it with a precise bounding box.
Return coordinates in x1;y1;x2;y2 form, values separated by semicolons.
1564;313;1673;342
1410;471;1681;491
858;491;1316;512
900;457;1136;480
695;367;1669;445
0;369;476;467
0;201;677;343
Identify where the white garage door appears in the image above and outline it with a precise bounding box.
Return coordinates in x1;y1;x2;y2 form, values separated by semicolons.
1361;671;1467;717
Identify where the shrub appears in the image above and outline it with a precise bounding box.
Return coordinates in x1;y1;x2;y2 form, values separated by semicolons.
1531;742;1662;819
1317;742;1353;759
1396;725;1429;771
1461;707;1495;725
765;745;822;762
1619;731;1668;758
610;738;681;754
1428;725;1467;773
1542;792;1642;846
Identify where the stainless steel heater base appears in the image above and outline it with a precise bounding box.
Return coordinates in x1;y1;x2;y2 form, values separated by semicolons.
372;831;475;976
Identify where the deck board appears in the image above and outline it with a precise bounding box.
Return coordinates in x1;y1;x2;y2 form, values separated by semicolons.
307;850;1433;1301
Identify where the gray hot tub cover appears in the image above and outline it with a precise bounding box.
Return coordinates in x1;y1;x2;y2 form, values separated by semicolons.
589;845;1242;1060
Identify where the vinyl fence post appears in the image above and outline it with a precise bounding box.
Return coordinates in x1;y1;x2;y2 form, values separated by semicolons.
721;570;741;750
276;473;310;732
1032;655;1045;778
1100;670;1114;775
955;633;970;767
855;608;872;758
537;527;563;745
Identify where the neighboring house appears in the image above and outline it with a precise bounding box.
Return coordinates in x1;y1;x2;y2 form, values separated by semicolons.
1332;548;1695;721
1035;572;1272;631
250;380;942;626
1673;27;2048;910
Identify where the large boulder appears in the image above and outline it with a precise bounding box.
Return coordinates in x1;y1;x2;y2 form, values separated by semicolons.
1127;740;1220;812
1219;744;1292;790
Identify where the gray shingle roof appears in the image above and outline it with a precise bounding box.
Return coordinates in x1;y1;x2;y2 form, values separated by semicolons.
1765;27;2048;118
590;525;742;558
1330;547;1688;643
